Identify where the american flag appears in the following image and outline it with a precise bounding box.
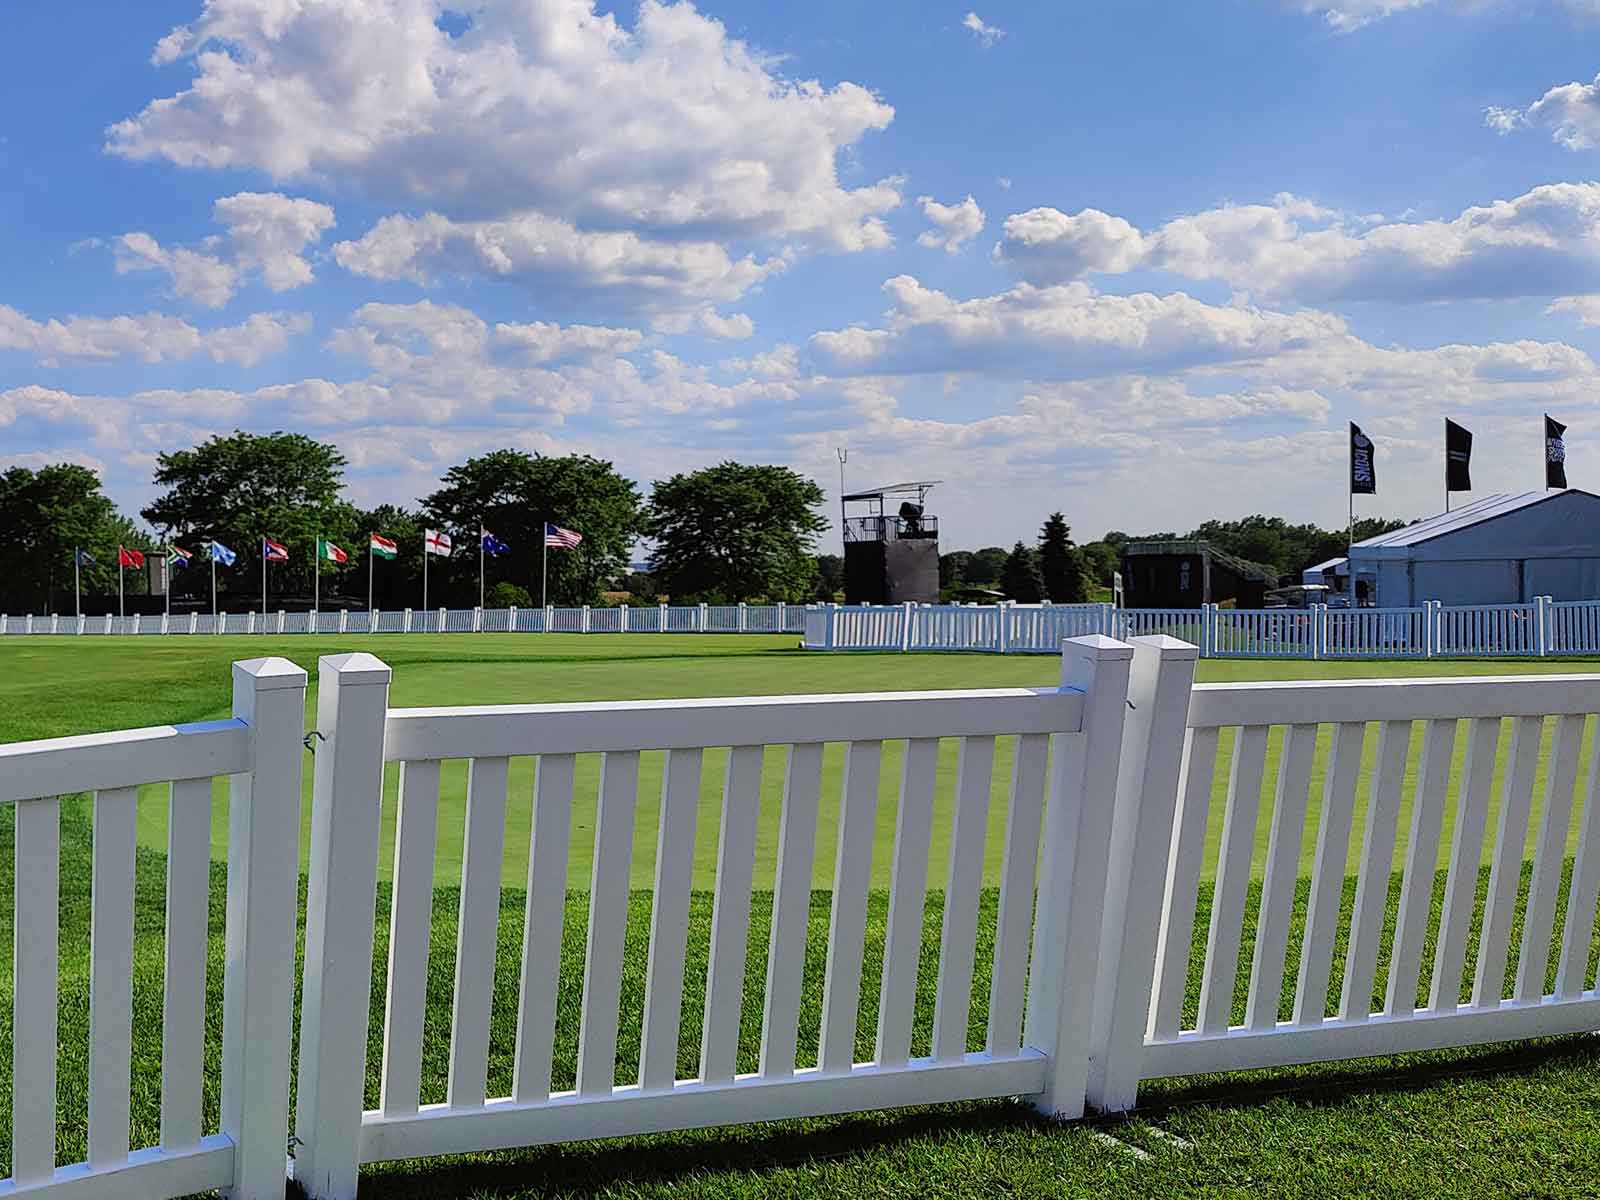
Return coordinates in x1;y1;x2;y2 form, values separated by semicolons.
544;522;583;549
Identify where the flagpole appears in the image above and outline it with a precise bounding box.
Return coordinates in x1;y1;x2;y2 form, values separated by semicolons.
74;550;81;618
314;534;320;615
262;538;267;617
212;549;218;618
368;540;374;612
164;551;170;618
479;525;485;610
423;534;429;613
542;526;548;614
1444;417;1450;514
118;553;124;619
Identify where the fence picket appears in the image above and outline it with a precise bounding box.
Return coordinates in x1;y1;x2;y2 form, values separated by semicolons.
13;796;59;1186
761;743;825;1078
1340;720;1413;1021
932;736;997;1061
875;737;940;1068
1150;727;1219;1039
161;778;212;1152
447;756;509;1109
516;754;576;1102
700;745;764;1085
576;751;641;1097
639;749;701;1093
1384;719;1457;1016
88;787;138;1169
1557;718;1600;997
381;760;440;1117
1428;718;1499;1011
1293;722;1365;1026
1246;724;1318;1030
820;740;885;1073
987;733;1050;1056
1474;716;1543;1006
1515;713;1584;1003
1198;725;1268;1034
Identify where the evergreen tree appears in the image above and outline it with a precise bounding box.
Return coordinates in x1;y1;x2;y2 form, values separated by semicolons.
999;540;1044;602
1038;512;1088;602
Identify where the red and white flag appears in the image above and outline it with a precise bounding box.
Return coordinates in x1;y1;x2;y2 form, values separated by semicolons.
424;529;453;556
117;546;145;568
263;538;289;562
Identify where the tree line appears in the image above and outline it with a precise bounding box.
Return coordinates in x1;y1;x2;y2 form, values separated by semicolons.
0;432;826;612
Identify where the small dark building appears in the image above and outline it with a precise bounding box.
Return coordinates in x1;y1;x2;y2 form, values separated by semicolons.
842;481;941;604
1121;540;1278;609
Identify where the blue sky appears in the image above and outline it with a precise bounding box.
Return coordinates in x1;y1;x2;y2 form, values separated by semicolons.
7;0;1600;549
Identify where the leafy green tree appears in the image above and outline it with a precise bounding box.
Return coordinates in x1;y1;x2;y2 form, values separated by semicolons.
424;450;644;606
486;581;533;608
814;553;844;600
1078;540;1121;587
143;431;357;600
1038;512;1088;603
939;550;974;588
1000;540;1045;602
648;462;827;602
966;546;1009;588
0;464;146;611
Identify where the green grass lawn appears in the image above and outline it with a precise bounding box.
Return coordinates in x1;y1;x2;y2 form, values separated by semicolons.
5;634;1600;1197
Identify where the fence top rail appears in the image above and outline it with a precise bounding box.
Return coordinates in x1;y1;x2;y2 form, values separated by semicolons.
383;685;1085;760
0;717;250;805
1188;672;1600;728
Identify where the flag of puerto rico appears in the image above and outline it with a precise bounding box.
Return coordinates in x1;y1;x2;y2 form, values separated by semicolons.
263;538;289;562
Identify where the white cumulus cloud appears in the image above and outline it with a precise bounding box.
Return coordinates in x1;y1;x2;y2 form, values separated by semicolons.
1486;72;1600;150
0;305;309;367
995;184;1600;304
108;0;899;253
917;195;985;253
113;191;334;307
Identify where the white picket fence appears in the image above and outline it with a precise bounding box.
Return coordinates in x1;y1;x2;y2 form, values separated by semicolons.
0;602;810;639
804;597;1595;659
8;640;1600;1198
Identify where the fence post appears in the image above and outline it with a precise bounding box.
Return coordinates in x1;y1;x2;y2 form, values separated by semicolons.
996;602;1010;654
79;613;87;635
698;602;708;632
220;657;307;1200
545;603;554;632
438;607;446;633
660;602;669;632
472;606;482;633
24;614;32;635
1537;595;1551;657
403;607;412;633
339;609;349;634
1023;634;1134;1118
294;653;392;1200
620;603;629;632
738;602;748;632
824;602;837;650
900;600;914;652
582;605;591;633
50;613;58;634
370;608;379;634
777;601;786;631
1084;635;1199;1112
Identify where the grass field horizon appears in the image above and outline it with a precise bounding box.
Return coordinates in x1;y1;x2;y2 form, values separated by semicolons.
5;634;1600;1197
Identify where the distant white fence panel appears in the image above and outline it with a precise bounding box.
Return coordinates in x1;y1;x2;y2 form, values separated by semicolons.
1434;602;1539;657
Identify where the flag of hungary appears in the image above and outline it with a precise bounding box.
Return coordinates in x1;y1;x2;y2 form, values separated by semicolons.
317;539;349;564
371;534;398;559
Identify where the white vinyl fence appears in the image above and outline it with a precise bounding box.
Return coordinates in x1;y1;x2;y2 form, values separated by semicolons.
10;640;1600;1199
0;602;809;640
0;657;307;1200
805;596;1595;660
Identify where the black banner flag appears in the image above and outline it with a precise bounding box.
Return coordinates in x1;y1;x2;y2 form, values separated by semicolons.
1446;419;1473;492
1547;414;1568;489
1350;422;1376;495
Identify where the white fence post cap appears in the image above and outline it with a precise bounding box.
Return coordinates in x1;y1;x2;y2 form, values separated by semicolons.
1127;633;1201;660
1063;633;1134;659
232;657;309;691
317;652;391;686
